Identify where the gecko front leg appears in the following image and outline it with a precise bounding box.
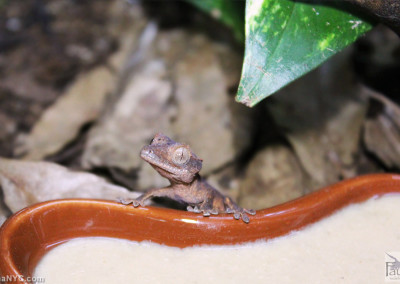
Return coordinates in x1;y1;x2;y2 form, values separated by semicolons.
120;187;175;207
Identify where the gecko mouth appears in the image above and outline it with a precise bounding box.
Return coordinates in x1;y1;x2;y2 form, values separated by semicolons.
140;150;188;175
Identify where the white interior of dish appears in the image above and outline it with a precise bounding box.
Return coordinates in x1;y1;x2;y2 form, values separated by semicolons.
34;194;400;284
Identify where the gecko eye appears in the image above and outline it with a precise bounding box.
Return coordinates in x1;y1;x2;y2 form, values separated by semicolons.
172;147;190;165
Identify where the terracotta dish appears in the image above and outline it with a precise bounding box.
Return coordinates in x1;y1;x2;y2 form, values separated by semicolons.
1;173;400;283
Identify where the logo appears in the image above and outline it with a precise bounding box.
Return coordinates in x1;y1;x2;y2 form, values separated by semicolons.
386;252;400;282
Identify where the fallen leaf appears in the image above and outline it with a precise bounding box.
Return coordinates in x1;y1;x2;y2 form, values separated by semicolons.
0;72;58;103
266;49;368;190
0;203;9;226
0;157;140;213
15;3;146;161
238;145;307;209
0;185;11;226
363;92;400;168
81;24;174;173
81;67;174;171
207;164;242;202
107;1;148;72
82;29;252;183
15;67;115;160
172;35;251;174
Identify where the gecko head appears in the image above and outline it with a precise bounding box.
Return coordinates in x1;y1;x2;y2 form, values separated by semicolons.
140;133;203;184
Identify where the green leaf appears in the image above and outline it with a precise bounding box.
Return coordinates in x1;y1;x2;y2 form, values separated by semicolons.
236;0;373;107
186;0;245;41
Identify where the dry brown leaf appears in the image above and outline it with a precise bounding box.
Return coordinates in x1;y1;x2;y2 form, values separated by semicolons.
364;92;400;168
0;72;58;103
0;157;140;213
81;24;175;175
15;67;115;160
172;35;251;174
238;145;307;210
0;203;8;226
14;3;146;161
207;165;241;202
107;1;147;72
266;49;368;190
82;29;252;188
82;69;174;171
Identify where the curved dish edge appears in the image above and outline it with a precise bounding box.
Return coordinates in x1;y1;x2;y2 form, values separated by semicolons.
1;173;400;282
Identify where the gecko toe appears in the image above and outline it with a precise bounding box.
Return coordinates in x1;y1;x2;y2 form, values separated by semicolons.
245;209;256;215
132;200;142;207
119;198;133;205
233;212;241;220
203;211;211;217
225;208;234;214
193;206;201;213
210;208;219;215
241;213;250;223
187;205;194;212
